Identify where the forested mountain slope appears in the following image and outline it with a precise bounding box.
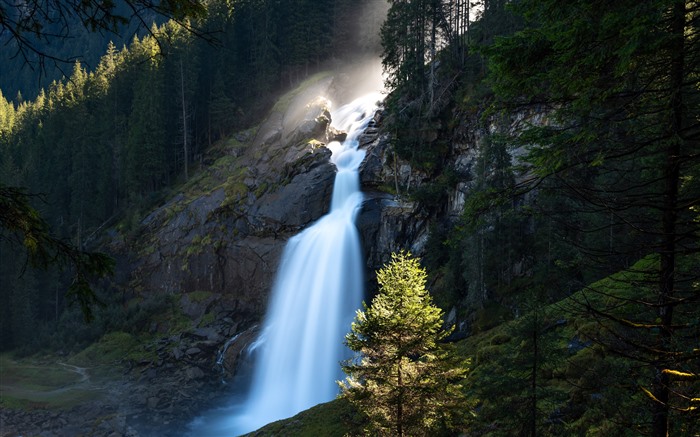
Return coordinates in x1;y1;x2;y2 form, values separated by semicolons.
1;0;698;436
0;0;380;352
0;66;383;436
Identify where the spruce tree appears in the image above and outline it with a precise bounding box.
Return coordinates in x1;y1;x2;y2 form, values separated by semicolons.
339;251;468;436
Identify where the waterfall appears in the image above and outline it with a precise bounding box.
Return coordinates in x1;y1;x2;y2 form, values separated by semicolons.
188;92;382;436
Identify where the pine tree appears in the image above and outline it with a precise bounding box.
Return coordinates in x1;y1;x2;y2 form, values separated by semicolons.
340;251;469;436
124;35;167;198
208;72;235;141
0;89;16;139
161;20;198;181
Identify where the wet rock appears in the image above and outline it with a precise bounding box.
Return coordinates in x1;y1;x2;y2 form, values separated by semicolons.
359;133;392;190
329;129;347;142
357;194;429;276
249;158;335;232
218;326;261;380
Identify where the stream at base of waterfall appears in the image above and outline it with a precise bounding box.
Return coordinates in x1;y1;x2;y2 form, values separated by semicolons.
186;92;382;436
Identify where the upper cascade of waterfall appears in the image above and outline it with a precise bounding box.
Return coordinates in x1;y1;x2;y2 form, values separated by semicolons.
327;91;382;213
328;92;383;158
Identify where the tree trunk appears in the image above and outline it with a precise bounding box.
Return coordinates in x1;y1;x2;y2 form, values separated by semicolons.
651;3;685;436
397;362;404;437
530;311;538;437
180;59;189;180
429;0;437;109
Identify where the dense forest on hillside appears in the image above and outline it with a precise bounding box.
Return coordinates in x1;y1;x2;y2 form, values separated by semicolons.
1;0;698;436
0;0;372;352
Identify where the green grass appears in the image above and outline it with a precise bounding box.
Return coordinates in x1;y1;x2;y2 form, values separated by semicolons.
187;290;214;303
0;290;202;412
0;353;105;410
68;331;154;367
246;398;360;437
0;354;82;391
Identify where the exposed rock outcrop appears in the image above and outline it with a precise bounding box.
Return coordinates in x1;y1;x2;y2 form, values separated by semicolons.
356;106;539;326
112;75;345;328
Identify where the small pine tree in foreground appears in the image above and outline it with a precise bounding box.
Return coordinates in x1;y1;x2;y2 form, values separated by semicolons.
339;251;469;436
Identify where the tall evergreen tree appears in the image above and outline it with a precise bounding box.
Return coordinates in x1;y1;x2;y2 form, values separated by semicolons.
340;251;468;436
0;89;16;139
125;35;167;198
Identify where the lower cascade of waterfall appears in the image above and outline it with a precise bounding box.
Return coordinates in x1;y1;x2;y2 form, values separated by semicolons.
187;92;382;436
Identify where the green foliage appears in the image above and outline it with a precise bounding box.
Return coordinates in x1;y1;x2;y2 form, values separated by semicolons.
422;127;541;324
0;183;114;324
410;166;459;208
248;398;360;437
69;331;144;366
380;0;521;170
0;0;207;101
379;3;532;319
340;251;469;436
187;290;213;303
185;234;214;257
253;260;697;436
380;2;699;434
486;1;700;433
460;260;638;436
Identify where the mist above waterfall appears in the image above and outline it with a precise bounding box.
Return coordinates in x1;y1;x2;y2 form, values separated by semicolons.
254;0;387;140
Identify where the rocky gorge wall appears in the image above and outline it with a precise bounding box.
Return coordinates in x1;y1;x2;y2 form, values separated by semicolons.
355;104;546;332
114;78;539;378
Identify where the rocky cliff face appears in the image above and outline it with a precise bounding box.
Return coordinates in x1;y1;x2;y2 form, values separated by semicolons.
355;105;543;329
113;73;349;327
355;109;483;288
40;73;366;436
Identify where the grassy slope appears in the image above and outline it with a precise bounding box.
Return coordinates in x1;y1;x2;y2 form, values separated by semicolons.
0;353;104;410
244;398;359;437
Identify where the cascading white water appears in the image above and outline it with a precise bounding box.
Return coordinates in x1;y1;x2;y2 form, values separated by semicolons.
188;92;382;437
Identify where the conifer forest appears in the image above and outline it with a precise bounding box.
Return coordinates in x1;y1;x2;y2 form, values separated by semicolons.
0;1;698;436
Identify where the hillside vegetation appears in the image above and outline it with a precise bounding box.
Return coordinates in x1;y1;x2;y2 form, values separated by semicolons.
0;0;698;436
